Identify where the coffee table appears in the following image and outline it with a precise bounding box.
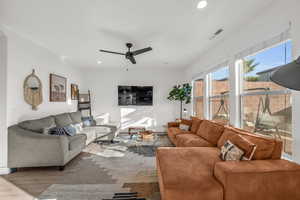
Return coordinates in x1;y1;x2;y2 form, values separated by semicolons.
128;127;146;139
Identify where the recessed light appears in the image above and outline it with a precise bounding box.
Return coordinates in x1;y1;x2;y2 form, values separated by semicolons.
197;0;208;9
97;60;102;64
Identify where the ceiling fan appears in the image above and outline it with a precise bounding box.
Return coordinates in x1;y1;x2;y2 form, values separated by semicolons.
99;43;152;64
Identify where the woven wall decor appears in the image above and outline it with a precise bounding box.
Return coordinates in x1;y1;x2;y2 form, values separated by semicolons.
24;69;43;110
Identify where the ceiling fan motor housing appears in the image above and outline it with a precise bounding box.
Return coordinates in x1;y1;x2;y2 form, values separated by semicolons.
126;43;133;49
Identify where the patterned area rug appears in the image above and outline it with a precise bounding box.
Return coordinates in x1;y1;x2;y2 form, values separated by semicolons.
3;133;172;200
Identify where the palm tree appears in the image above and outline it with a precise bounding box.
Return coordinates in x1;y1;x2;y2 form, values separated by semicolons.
244;59;259;74
243;58;260;81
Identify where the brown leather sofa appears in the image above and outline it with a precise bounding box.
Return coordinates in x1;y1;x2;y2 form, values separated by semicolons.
156;118;300;200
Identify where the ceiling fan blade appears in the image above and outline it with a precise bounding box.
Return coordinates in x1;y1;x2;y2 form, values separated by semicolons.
99;50;125;55
128;56;136;64
132;47;152;56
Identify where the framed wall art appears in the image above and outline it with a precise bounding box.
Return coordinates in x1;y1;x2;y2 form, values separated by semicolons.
50;74;67;102
71;84;79;100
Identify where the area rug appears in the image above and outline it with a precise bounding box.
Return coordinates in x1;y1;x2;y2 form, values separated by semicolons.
3;133;172;200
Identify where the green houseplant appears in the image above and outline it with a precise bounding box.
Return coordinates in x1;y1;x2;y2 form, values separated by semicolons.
167;83;192;119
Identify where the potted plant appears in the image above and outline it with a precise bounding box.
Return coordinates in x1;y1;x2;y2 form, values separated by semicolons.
167;83;192;119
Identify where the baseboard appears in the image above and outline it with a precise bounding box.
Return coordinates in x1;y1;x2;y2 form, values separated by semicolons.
0;167;11;175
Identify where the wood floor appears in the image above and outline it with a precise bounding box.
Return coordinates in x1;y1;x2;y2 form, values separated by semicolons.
0;176;34;200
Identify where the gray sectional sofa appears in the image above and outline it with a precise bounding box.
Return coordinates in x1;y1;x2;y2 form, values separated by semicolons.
8;112;111;170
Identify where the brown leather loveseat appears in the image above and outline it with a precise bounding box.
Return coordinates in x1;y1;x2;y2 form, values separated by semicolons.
156;118;300;200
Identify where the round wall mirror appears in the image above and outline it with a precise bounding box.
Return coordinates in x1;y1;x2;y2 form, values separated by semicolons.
24;70;43;110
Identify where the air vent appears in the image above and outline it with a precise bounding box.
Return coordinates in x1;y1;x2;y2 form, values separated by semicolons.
209;28;224;40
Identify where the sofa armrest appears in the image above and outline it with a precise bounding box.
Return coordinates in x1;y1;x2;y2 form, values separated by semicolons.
8;126;69;168
214;160;300;200
168;122;180;128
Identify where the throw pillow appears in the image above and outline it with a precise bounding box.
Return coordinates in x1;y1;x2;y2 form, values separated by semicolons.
42;124;56;135
63;125;77;136
220;140;245;161
217;128;257;160
190;117;202;133
71;123;83;134
82;117;95;127
49;127;67;136
179;123;190;131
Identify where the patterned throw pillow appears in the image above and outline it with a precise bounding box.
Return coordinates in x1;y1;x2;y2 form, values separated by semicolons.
49;127;67;136
220;140;245;161
179;123;190;131
63;125;77;136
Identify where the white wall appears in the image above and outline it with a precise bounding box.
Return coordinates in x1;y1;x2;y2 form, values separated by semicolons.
82;68;185;132
0;31;8;171
4;28;84;126
186;0;300;162
0;27;84;172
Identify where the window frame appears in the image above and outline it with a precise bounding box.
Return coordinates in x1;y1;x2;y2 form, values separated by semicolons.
238;40;293;157
239;40;293;128
192;78;205;118
208;66;230;123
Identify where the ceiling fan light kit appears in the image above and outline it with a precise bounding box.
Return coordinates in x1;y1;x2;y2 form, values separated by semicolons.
99;43;153;64
197;0;208;9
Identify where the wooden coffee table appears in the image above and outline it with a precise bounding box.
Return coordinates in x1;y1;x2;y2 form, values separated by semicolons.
140;130;154;140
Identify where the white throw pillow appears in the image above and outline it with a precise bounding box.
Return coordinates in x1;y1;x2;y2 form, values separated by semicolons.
71;123;83;134
179;124;190;131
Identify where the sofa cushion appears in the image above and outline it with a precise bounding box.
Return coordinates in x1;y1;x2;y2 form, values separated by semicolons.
197;120;224;146
18;116;56;133
176;134;214;147
156;147;223;200
54;113;73;127
190;117;202;133
218;127;276;160
181;119;192;126
68;134;87;151
217;128;257;160
69;111;82;124
167;127;191;145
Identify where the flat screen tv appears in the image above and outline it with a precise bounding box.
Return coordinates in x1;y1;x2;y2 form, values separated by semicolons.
118;86;153;106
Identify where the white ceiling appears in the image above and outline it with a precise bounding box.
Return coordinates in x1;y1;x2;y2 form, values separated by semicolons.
0;0;275;69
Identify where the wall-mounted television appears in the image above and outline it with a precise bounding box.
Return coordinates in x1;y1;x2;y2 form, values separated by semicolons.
118;86;153;106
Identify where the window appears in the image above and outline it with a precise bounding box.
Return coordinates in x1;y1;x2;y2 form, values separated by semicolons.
210;67;230;124
241;41;292;155
193;79;204;119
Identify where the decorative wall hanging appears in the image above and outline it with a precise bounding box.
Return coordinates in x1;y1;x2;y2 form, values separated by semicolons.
71;84;79;100
50;74;67;102
24;69;43;110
